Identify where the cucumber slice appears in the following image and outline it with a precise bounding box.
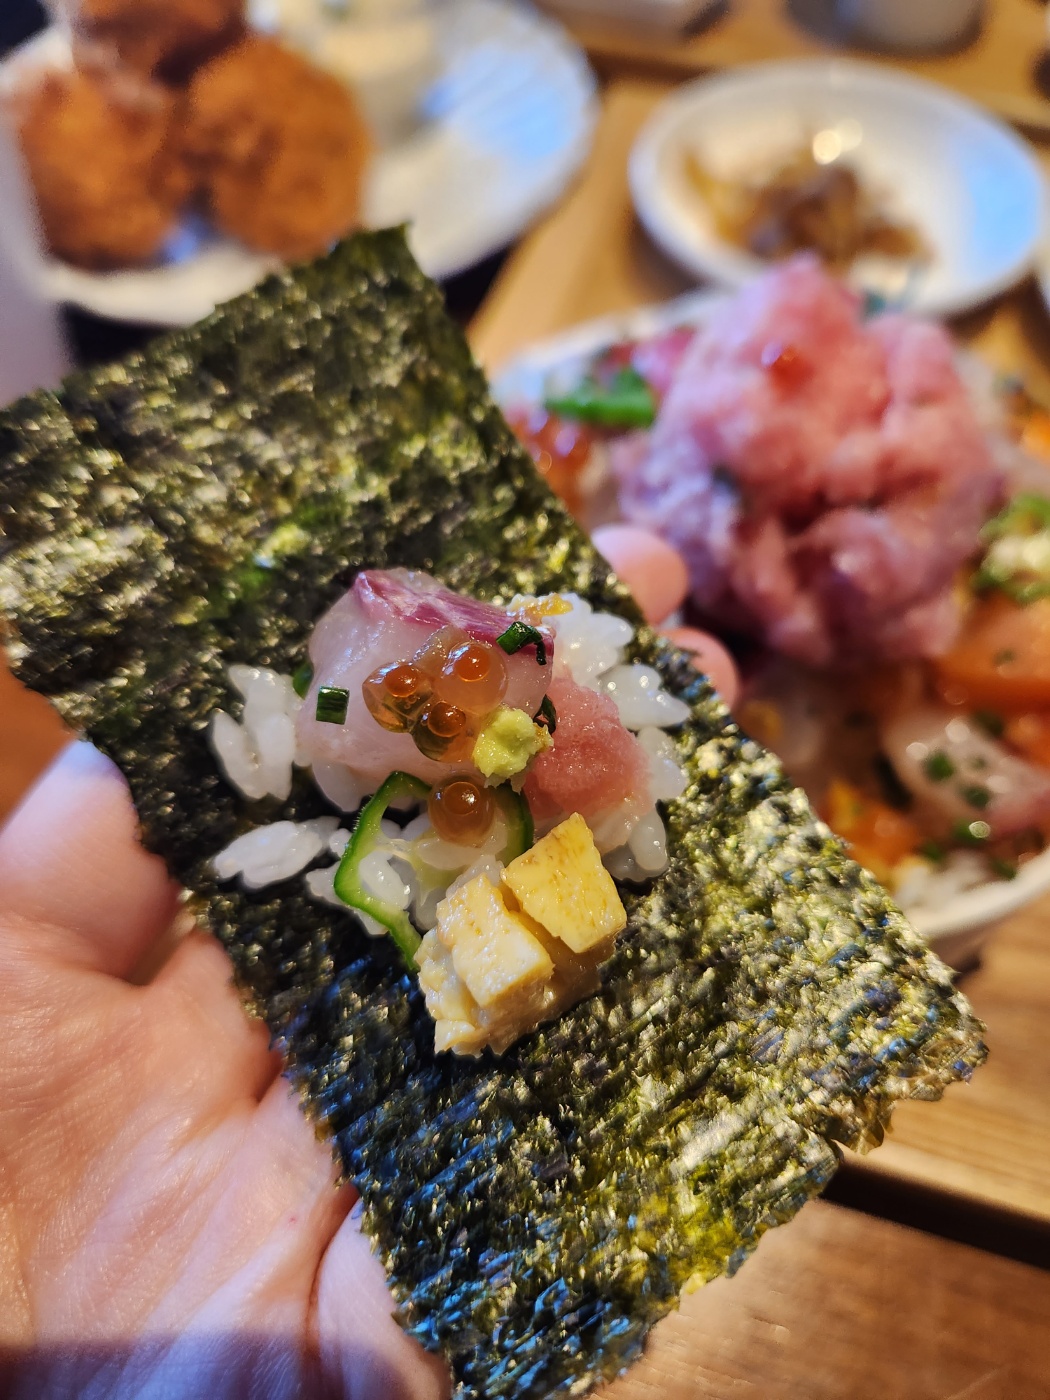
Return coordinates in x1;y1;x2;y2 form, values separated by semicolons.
334;771;431;968
494;786;534;865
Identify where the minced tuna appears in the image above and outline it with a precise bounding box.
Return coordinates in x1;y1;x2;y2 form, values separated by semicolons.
613;255;1003;666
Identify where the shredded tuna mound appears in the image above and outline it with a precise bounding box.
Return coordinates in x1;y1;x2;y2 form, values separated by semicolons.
613;255;1003;666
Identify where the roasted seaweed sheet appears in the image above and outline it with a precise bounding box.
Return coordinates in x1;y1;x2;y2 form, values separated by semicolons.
0;231;984;1397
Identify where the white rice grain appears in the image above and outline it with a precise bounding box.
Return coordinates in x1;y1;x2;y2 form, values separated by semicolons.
359;850;413;910
638;727;688;802
548;594;633;689
210;665;302;802
600;665;691;731
213;815;338;890
627;808;669;875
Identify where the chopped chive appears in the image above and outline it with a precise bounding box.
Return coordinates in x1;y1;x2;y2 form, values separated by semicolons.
497;621;548;666
994;649;1017;666
961;784;991;810
544;366;656;429
991;857;1018;881
919;841;946;865
952;819;991;846
534;694;557;734
315;685;349;725
923;750;955;782
292;660;314;699
973;710;1004;739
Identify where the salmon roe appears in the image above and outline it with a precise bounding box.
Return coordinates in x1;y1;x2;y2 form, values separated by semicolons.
413;699;475;763
439;640;508;714
428;776;495;845
362;662;432;732
508;407;592;519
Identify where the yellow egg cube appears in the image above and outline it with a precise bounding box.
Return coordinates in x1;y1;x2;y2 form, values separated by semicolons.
502;812;627;955
436;873;554;1009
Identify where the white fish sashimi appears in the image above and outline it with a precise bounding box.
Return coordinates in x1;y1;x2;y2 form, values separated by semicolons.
297;569;554;790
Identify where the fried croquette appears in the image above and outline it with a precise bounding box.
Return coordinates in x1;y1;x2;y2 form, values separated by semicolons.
72;0;246;85
182;35;372;262
17;68;191;270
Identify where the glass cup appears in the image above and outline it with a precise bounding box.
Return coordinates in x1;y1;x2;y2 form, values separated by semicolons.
837;0;982;51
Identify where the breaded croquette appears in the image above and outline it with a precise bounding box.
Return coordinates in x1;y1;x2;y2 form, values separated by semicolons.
17;68;191;270
182;35;371;261
73;0;246;85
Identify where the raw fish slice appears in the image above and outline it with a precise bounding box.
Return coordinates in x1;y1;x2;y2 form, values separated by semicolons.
300;568;552;789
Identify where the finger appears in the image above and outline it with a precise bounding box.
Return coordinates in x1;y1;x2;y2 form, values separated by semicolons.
663;626;740;710
0;740;180;979
142;1079;349;1335
316;1202;452;1400
147;928;282;1103
592;524;689;625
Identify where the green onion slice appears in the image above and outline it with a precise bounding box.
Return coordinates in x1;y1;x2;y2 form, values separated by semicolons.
545;366;656;429
315;685;349;724
497;621;548;666
292;660;314;699
534;694;557;734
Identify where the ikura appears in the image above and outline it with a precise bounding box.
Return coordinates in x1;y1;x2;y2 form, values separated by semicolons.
507;407;592;519
413;700;476;763
361;632;514;762
362;662;431;732
428;775;496;845
439;640;508;714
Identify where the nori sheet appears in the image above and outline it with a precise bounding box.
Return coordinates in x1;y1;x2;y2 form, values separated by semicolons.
0;230;984;1397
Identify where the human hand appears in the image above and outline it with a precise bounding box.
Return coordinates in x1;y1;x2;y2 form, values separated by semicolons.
0;535;737;1398
0;740;451;1399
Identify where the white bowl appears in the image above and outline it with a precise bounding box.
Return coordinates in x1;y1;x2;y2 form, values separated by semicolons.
491;289;1050;970
629;59;1048;319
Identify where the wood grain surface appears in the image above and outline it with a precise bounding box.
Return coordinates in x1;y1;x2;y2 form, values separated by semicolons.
541;0;1050;133
602;1200;1050;1399
469;79;1050;1227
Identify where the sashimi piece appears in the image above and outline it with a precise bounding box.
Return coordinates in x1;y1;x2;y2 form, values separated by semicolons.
524;676;651;838
882;704;1050;838
298;569;553;791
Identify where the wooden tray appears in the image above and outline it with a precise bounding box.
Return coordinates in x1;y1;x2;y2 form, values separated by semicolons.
543;0;1050;134
470;78;1050;1230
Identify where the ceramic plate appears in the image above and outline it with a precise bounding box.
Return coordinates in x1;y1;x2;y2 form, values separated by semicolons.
629;59;1047;318
0;0;596;325
491;290;1050;965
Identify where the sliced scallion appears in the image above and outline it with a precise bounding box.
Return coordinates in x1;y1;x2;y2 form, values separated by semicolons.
497;621;548;666
316;685;349;724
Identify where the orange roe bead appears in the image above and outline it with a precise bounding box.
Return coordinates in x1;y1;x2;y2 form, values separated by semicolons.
508;407;593;520
760;340;808;387
362;662;431;732
438;640;508;714
412;699;475;762
413;626;467;677
428;776;495;846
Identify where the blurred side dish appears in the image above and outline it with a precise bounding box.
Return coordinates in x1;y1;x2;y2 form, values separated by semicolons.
508;256;1050;910
9;0;372;270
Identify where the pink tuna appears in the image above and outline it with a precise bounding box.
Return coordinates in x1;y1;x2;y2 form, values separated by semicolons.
524;676;651;835
614;255;1003;666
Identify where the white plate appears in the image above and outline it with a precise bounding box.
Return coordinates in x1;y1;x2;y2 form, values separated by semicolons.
492;290;1050;965
629;59;1048;319
0;0;597;326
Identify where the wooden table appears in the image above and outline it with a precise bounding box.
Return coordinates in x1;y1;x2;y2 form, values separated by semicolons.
470;80;1050;1240
542;0;1050;133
